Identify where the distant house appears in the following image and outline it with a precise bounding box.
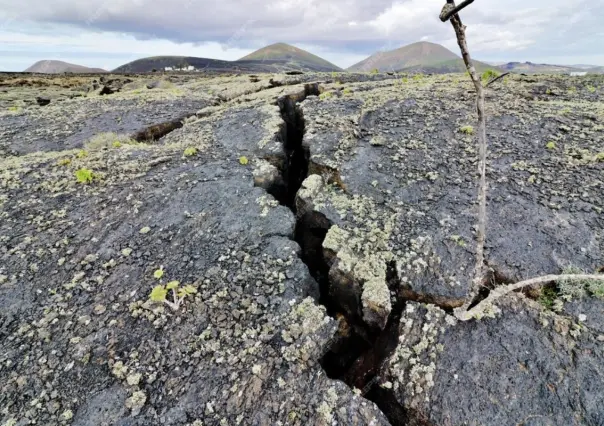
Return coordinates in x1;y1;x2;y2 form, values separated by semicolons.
164;67;173;71
570;71;587;76
186;66;195;71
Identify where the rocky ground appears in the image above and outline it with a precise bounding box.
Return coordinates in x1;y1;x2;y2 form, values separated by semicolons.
0;70;603;426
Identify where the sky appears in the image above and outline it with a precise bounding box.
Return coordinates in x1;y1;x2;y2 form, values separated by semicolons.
0;0;603;71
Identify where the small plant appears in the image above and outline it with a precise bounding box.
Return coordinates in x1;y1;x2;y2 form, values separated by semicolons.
57;158;71;166
586;85;596;93
331;71;338;79
481;69;501;83
112;141;122;148
370;68;379;75
76;150;88;159
183;147;198;157
75;168;94;184
239;156;249;165
149;280;197;311
546;141;556;150
450;235;466;247
319;91;333;100
538;286;558;309
153;267;164;280
343;88;352;95
596;152;604;162
8;106;21;113
413;74;424;81
558;266;604;300
460;125;474;135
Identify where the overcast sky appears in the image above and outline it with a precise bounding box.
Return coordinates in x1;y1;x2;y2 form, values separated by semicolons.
1;0;603;71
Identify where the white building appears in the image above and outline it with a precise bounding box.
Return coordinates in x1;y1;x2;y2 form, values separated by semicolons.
164;67;173;71
570;71;587;76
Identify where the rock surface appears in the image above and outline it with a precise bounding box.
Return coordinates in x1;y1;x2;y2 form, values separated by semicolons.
1;71;603;425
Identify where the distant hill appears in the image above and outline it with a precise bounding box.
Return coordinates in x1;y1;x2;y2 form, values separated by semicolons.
347;41;494;74
500;62;580;74
239;43;341;72
25;60;107;74
348;42;458;72
114;45;341;74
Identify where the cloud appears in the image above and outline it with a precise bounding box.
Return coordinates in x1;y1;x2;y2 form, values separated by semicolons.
0;0;602;70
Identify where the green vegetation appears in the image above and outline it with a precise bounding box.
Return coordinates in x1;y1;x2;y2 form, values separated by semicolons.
587;85;596;93
370;68;379;75
546;141;556;150
183;147;198;157
538;286;559;309
239;156;249;165
343;88;352;96
76;150;88;159
481;69;501;83
558;266;604;300
149;280;197;311
319;91;334;100
85;132;136;151
450;235;466;247
153;267;165;280
57;158;71;167
75;168;94;184
7;106;22;113
460;125;475;135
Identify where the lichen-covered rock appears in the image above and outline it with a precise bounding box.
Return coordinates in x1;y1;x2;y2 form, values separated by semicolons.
388;297;604;424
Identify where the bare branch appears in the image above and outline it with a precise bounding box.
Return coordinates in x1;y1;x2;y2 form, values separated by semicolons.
455;274;604;321
446;12;488;309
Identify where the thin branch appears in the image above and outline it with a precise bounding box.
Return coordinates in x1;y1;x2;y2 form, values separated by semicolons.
447;13;488;309
455;274;604;321
486;72;510;87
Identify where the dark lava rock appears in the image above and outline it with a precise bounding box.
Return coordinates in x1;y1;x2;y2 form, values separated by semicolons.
35;96;51;106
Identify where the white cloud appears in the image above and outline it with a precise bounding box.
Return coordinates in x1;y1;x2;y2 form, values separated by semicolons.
0;0;601;71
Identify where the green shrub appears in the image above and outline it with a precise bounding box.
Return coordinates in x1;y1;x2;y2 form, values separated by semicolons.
319;91;333;100
75;168;94;184
370;68;379;75
481;69;501;83
183;147;197;157
460;125;475;135
546;141;556;150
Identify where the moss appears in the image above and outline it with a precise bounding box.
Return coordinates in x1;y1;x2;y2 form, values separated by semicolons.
57;158;71;166
239;156;249;165
546;141;556;150
343;87;352;95
85;132;136;151
319;91;334;100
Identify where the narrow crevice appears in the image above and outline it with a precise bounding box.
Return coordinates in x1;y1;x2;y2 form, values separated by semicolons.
130;113;195;142
265;84;410;425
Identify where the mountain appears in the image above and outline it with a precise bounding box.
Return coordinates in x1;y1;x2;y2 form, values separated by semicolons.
114;44;342;74
347;41;493;74
25;60;107;74
238;43;341;72
499;62;581;74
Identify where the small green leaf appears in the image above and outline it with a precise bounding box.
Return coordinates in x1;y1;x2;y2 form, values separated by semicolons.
184;285;197;295
153;268;164;279
166;280;180;290
239;156;249;165
177;288;187;299
150;285;167;302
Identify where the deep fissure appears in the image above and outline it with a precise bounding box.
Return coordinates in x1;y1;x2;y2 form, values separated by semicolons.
268;85;410;425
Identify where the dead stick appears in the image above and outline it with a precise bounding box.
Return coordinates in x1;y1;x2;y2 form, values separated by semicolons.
447;13;488;308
